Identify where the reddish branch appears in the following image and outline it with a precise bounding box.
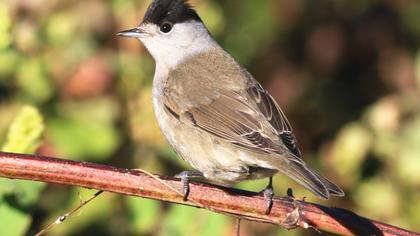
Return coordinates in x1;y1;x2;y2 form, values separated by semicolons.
0;151;418;236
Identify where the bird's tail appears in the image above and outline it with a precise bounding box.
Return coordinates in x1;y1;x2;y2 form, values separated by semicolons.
277;160;344;199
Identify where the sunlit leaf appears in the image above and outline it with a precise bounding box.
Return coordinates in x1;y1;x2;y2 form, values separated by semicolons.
2;105;44;154
0;105;45;236
354;177;401;220
16;58;53;104
396;116;420;186
329;122;372;185
47;116;119;161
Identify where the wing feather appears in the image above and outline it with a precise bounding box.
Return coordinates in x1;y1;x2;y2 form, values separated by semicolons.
163;79;303;159
246;82;301;157
164;88;283;154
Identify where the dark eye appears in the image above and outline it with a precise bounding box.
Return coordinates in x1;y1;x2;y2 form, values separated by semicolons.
160;22;173;33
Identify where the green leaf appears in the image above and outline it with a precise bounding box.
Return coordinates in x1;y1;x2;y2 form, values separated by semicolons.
200;212;229;236
222;1;276;64
0;197;31;236
2;105;44;154
0;3;12;50
46;12;79;47
160;205;198;236
16;58;53;104
47;99;120;161
0;50;19;79
160;205;229;236
396;116;420;186
0;105;45;236
126;197;160;234
48;116;119;160
354;177;401;219
330;122;372;184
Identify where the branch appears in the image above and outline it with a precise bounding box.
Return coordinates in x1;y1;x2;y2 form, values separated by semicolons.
0;152;418;236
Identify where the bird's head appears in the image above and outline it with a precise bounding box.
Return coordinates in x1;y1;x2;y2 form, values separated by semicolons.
118;0;217;68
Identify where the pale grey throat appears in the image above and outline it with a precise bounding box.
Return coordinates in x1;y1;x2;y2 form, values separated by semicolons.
118;0;344;201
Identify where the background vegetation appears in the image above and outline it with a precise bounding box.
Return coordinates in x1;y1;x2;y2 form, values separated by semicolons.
1;0;420;235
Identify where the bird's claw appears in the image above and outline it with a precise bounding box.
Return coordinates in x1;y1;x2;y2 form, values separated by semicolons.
174;171;203;201
262;186;274;214
259;177;275;214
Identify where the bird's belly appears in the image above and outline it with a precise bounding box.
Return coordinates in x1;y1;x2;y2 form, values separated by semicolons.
152;98;277;184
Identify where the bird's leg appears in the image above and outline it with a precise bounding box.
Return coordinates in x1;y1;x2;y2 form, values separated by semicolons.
260;177;275;214
174;170;203;201
287;187;295;199
281;188;304;230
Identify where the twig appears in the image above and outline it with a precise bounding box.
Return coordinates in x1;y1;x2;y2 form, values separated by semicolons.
236;218;241;236
35;190;103;236
0;151;418;236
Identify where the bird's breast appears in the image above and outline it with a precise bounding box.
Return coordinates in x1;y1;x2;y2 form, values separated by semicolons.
152;88;277;184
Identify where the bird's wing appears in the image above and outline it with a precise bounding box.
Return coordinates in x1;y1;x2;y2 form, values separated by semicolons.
163;79;301;157
246;82;302;157
244;83;344;198
163;79;344;199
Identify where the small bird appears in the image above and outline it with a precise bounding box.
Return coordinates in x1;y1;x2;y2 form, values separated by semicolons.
118;0;344;210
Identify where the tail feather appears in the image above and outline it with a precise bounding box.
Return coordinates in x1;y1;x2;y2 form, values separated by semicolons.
279;160;345;199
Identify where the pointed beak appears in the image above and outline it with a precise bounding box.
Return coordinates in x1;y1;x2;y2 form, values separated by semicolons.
117;27;146;38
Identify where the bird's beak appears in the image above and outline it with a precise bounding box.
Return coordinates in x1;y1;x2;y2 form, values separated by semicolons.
117;27;146;38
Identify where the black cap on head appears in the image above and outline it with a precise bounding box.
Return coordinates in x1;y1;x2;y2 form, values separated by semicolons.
142;0;202;26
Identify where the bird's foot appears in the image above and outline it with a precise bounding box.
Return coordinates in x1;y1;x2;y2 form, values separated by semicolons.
174;171;203;201
259;177;274;214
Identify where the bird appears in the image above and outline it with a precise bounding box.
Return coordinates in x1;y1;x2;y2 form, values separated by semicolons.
118;0;344;212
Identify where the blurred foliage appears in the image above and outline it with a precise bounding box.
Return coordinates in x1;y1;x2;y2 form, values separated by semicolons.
0;0;419;235
0;105;45;236
2;105;44;153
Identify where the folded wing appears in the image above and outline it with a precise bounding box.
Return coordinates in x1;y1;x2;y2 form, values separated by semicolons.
163;78;344;198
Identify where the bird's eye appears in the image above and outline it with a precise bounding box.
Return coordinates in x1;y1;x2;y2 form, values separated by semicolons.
160;22;173;33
